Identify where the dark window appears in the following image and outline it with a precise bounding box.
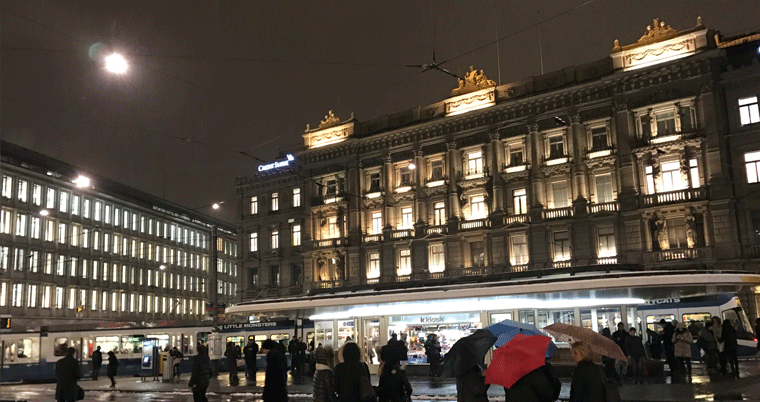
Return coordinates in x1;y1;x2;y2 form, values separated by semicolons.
591;127;608;151
679;107;693;132
325;180;337;196
369;173;381;192
291;264;302;286
509;148;523;166
250;269;258;287
549;136;564;159
430;160;444;180
470;241;485;267
400;168;412;186
269;265;279;287
752;210;760;244
656;111;676;136
640;114;652;137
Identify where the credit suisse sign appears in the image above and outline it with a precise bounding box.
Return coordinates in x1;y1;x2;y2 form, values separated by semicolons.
258;154;295;172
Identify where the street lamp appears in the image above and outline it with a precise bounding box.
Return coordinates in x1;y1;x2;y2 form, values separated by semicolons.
39;209;49;217
104;53;128;74
72;175;91;188
212;201;225;210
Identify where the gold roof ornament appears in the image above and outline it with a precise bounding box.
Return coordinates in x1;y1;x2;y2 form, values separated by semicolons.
451;66;497;96
637;19;678;44
318;110;341;129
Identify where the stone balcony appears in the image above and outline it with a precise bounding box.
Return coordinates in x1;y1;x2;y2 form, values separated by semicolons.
460;218;490;231
641;187;706;207
744;244;760;258
505;214;529;225
543;206;573;220
363;233;383;243
390;229;413;239
589;201;619;214
312;238;347;248
645;247;712;264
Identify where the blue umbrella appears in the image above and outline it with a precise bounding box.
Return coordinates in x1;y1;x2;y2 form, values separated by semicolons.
485;319;557;358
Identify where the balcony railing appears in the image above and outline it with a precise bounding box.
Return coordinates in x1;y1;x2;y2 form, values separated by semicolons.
543;207;572;220
596;256;618;265
647;247;711;263
287;285;303;296
505;214;529;225
552;260;572;269
641;187;706;207
426;225;446;235
544;156;569;166
460;218;490;231
313;238;346;248
587;148;613;159
463;168;485;180
396;274;411;283
391;229;413;239
363;234;383;243
589;202;619;214
315;280;345;289
366;277;380;285
510;264;529;273
451;266;492;277
745;245;760;258
503;164;528;173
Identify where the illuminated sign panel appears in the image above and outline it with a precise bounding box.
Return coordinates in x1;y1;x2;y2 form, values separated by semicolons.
258;154;295;172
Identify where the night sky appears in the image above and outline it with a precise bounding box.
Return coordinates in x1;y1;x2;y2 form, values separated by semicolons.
1;1;757;223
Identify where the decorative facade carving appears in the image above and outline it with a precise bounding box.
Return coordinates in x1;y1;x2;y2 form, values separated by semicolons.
637;19;678;44
319;110;341;129
451;66;497;96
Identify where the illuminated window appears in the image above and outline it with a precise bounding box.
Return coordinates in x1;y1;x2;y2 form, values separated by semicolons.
667;218;688;249
271;193;279;211
1;176;12;198
104;205;111;224
58;223;66;244
595;174;613;203
397;249;411;276
552;231;571;261
15;214;27;237
510;234;528;265
0;209;10;234
271;230;279;249
401;207;413;229
371;212;383;234
429;243;445;273
739;97;760;126
292;225;301;247
661;161;682;192
327;217;339;239
12;283;23;307
83;198;91;218
597;226;616;257
292;188;301;208
470;195;486;219
32;184;42;206
250;232;258;252
745;151;760;184
71;195;80;215
46;188;56;209
433;202;446;225
551;181;569;208
367;252;380;279
513;189;527;215
94;201;102;221
467;151;483;176
42;286;51;308
17;180;28;202
470;241;485;267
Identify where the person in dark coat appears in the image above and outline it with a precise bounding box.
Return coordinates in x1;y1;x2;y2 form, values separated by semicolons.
660;319;677;376
600;328;619;384
424;334;442;377
278;339;287;356
377;357;412;402
334;342;371;402
755;318;760;352
700;321;718;372
56;347;81;402
188;345;212;402
612;322;629;378
172;346;183;380
244;340;259;379
106;351;118;388
296;338;307;378
262;339;288;402
625;328;646;384
312;345;337;402
224;342;240;385
91;346;102;380
455;364;489;402
503;362;560;402
646;327;663;360
569;341;605;402
721;319;739;376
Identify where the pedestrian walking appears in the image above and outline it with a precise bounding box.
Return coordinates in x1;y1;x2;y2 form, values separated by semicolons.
224;341;240;385
294;338;307;378
625;328;646;384
710;316;726;374
600;328;619;384
91;346;102;380
106;351;118;388
172;346;183;380
56;347;81;402
569;341;605;402
503;362;561;402
334;342;371;402
188;345;212;402
700;321;718;373
377;352;412;402
424;334;442;377
244;340;259;379
673;322;693;382
645;327;662;359
721;319;739;376
312;345;337;402
262;339;289;402
455;364;489;402
660;319;676;377
612;323;629;379
308;340;317;375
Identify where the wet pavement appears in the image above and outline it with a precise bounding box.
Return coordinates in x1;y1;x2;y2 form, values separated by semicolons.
2;361;760;401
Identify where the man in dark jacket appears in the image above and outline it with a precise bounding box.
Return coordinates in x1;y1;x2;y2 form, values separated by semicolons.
721;319;739;376
243;340;259;379
91;346;102;380
503;363;560;402
612;322;629;378
455;365;489;402
262;339;288;402
660;319;676;375
424;334;442;377
288;339;299;374
56;347;81;402
188;345;212;402
294;338;307;378
625;328;646;384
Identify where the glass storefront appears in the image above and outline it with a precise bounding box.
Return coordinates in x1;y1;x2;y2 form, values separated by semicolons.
581;308;622;332
315;321;333;347
388;313;481;364
363;319;380;364
338;320;355;346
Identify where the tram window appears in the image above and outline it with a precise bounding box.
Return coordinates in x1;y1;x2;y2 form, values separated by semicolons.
645;314;675;333
271;333;290;347
682;313;710;332
581;308;622;333
121;335;145;354
306;332;315;347
722;308;750;333
53;338;69;356
4;339;33;361
147;334;170;351
95;336;120;354
254;335;267;350
226;336;245;349
197;332;209;346
490;313;513;324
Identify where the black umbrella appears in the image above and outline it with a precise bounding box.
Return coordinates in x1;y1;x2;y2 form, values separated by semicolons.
440;329;497;378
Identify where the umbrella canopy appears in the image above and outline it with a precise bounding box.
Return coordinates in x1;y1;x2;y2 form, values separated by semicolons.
485;334;551;389
543;323;627;361
440;329;497;378
485;319;558;357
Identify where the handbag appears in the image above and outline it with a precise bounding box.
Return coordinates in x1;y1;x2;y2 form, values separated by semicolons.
359;363;377;402
76;385;85;401
236;358;245;367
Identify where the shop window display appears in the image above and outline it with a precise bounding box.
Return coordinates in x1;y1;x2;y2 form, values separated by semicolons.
387;313;481;364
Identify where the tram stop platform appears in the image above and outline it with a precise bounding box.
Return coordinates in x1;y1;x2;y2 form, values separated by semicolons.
2;360;760;401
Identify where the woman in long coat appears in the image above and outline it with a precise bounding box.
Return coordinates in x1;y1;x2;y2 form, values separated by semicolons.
107;351;119;388
569;341;605;402
673;322;694;379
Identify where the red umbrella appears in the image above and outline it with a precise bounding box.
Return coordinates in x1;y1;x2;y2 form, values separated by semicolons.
543;322;627;361
484;333;551;389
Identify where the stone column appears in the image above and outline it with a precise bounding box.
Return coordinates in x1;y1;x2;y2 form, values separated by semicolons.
489;131;505;224
347;159;362;242
528;123;545;221
569;111;589;208
446;140;462;229
414;147;426;225
383;154;394;229
614;99;638;212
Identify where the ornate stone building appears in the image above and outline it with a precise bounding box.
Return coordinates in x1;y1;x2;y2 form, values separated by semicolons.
233;19;760;327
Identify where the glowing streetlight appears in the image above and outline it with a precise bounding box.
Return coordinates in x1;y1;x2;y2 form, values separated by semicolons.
73;175;91;188
104;53;128;74
408;163;416;170
39;209;49;216
212;203;220;210
159;264;166;270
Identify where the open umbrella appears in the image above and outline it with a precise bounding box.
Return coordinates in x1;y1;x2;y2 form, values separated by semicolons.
543;322;627;361
440;329;497;378
485;334;552;389
485;319;557;357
